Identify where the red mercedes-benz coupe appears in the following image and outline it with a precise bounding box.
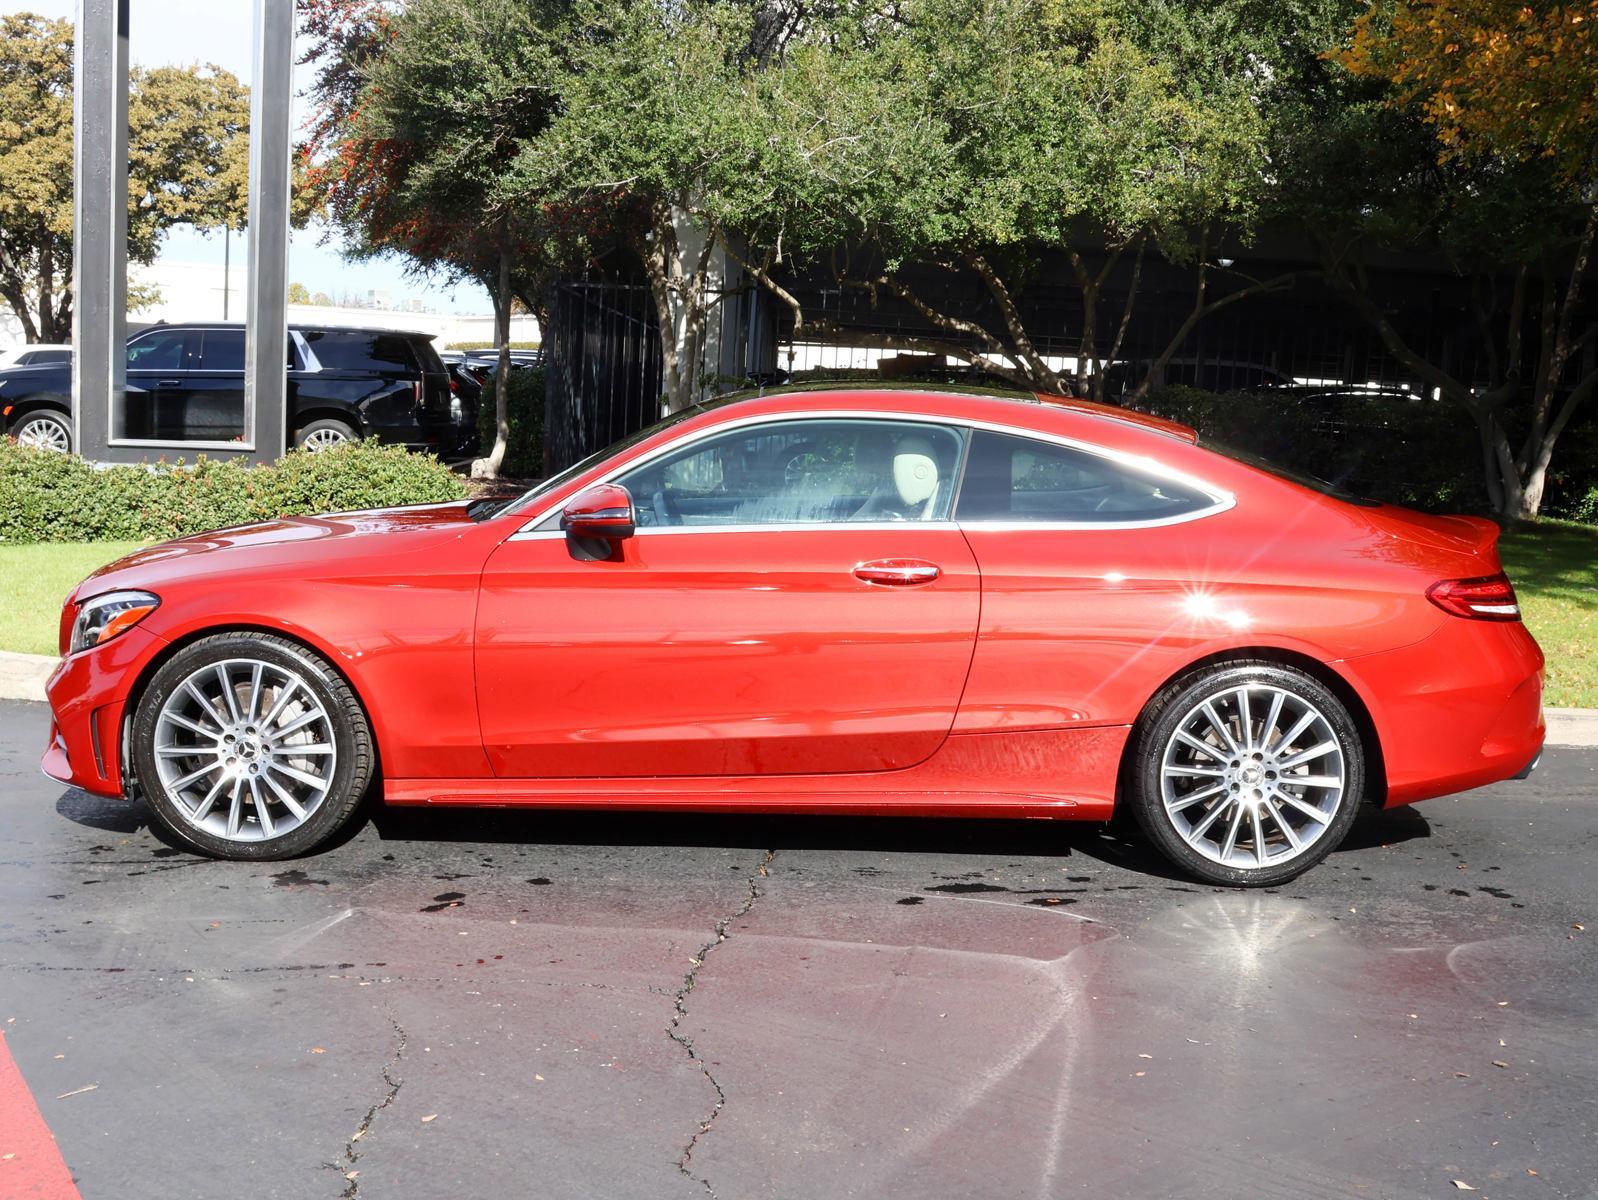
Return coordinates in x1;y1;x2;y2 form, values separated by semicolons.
42;386;1545;884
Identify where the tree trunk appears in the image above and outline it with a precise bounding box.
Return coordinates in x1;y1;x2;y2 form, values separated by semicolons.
471;247;513;480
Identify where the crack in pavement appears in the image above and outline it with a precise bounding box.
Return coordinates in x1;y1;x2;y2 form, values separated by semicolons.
668;848;775;1199
325;1014;407;1200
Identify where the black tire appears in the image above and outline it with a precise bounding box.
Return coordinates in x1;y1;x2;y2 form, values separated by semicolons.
130;633;375;860
1125;659;1366;887
293;417;358;451
12;407;72;452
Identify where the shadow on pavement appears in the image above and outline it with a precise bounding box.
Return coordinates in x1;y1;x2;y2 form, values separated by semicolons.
52;783;1432;878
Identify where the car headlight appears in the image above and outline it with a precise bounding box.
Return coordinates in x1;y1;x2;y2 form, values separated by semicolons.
69;590;160;654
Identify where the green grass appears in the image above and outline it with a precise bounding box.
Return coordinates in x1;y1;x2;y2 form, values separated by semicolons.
0;542;145;657
1501;519;1598;708
1;524;1593;704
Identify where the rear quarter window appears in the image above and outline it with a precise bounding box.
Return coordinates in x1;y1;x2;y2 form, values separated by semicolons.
303;331;420;374
956;429;1219;524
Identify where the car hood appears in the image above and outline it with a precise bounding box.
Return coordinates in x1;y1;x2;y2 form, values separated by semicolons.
75;500;483;600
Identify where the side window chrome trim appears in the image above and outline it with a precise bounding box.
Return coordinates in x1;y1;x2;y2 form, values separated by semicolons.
956;499;1235;534
507;521;964;542
513;409;1234;536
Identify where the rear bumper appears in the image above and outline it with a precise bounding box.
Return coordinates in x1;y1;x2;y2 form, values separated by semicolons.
40;626;168;798
1341;618;1545;807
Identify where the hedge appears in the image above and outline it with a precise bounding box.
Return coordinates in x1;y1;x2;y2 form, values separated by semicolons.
475;365;546;478
0;438;469;545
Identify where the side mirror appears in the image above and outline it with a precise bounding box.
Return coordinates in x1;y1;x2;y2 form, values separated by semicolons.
561;483;635;541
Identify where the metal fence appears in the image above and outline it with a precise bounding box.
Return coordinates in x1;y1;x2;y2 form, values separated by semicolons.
542;245;1598;471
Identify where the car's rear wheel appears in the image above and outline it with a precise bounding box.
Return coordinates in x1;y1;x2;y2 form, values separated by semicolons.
130;633;374;859
14;409;72;452
294;418;357;451
1126;660;1365;886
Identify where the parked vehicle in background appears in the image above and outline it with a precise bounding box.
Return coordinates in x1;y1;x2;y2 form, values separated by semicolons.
464;348;543;375
0;343;73;370
1100;358;1297;398
0;323;470;456
444;361;483;457
42;385;1544;885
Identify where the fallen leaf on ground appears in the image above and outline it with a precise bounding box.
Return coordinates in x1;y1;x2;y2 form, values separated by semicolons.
421;1114;438;1123
1492;1060;1511;1069
310;1047;326;1054
1451;1182;1475;1191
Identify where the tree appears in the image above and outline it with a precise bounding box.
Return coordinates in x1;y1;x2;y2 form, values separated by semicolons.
1324;0;1598;519
287;281;310;304
300;0;573;476
506;0;757;411
718;0;1283;400
0;13;252;343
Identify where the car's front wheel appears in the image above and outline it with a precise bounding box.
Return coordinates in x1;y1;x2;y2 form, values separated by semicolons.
1126;660;1365;886
130;633;374;859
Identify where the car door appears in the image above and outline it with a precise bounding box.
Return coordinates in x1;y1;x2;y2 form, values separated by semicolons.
951;426;1230;732
474;416;981;778
299;330;423;443
181;329;252;442
118;328;195;440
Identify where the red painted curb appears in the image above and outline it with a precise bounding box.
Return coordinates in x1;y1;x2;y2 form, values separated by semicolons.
0;1030;82;1200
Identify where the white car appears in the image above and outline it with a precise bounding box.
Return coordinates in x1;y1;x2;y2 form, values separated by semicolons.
0;343;72;370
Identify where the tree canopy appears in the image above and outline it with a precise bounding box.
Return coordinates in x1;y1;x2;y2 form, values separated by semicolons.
296;0;1598;515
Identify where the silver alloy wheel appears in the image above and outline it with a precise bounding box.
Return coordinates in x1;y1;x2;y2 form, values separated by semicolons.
1158;683;1346;870
151;657;338;843
15;414;70;452
300;426;351;451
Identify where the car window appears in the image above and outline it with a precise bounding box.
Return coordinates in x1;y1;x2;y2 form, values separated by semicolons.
20;348;70;365
302;330;419;374
956;429;1216;524
125;329;192;371
411;339;446;375
195;330;296;371
617;418;965;527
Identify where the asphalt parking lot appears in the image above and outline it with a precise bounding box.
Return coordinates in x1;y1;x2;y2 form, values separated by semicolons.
2;697;1595;1200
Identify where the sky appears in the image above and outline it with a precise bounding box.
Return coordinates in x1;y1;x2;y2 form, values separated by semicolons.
3;0;491;314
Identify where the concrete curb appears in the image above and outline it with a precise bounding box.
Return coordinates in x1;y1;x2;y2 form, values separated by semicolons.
2;648;1596;746
0;651;55;704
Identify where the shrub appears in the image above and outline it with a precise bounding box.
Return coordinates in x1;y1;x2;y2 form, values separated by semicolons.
0;438;468;545
475;365;546;477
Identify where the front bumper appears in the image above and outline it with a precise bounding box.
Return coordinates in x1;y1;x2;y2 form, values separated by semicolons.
40;625;168;798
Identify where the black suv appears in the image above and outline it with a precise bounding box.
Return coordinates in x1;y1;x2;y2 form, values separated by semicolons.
0;323;472;456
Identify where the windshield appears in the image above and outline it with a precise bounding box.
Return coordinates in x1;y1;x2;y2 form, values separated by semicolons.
495;404;709;518
1202;437;1380;507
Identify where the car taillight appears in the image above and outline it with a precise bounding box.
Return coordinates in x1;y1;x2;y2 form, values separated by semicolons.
1426;573;1520;621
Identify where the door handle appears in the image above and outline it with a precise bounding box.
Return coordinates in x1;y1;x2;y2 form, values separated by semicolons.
854;559;941;586
157;379;183;387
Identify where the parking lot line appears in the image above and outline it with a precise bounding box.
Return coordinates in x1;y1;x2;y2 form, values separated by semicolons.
0;1031;82;1200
